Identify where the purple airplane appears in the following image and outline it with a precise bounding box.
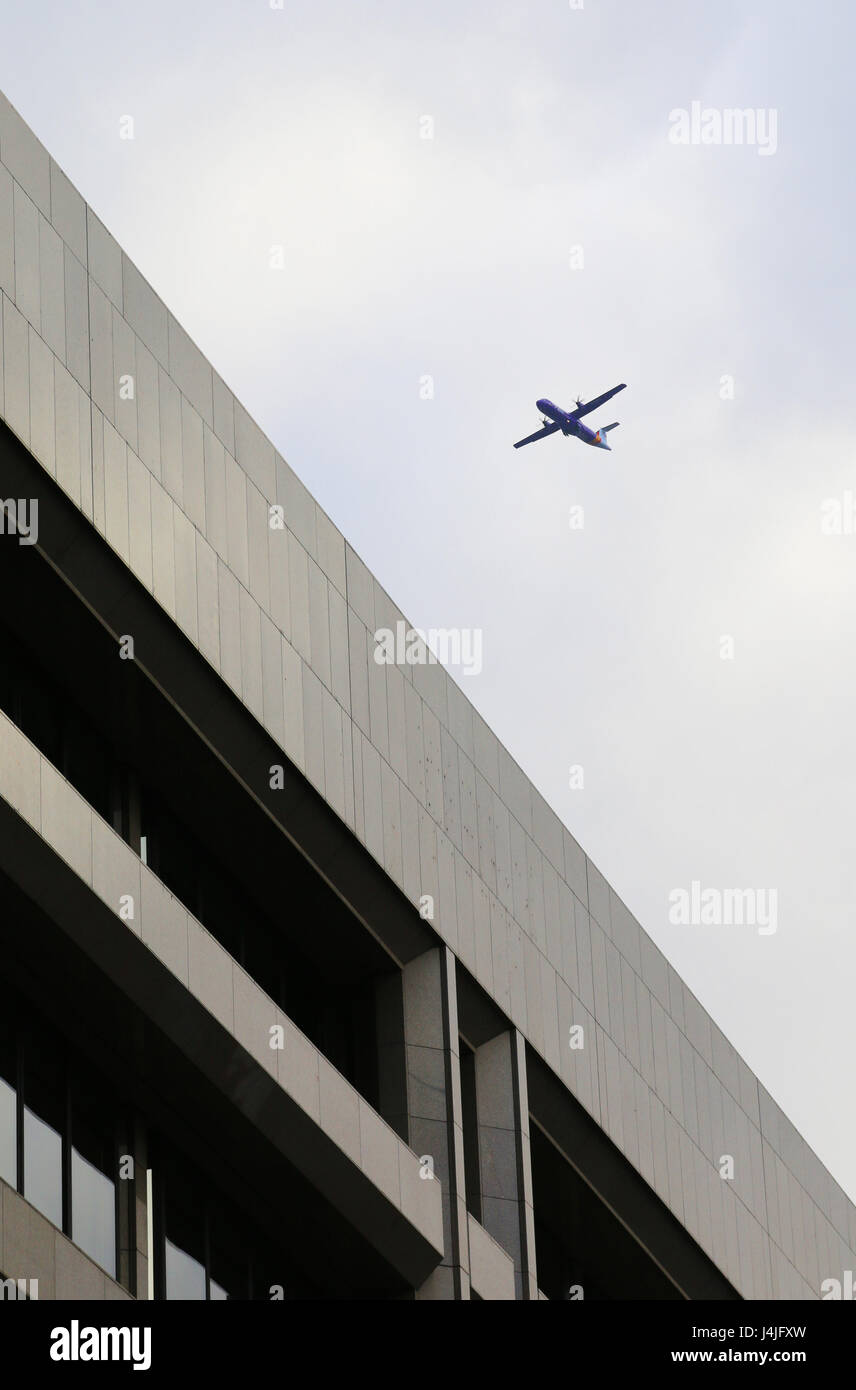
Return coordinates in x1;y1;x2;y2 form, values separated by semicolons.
513;383;626;452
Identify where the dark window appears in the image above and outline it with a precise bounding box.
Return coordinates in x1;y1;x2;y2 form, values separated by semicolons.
460;1039;481;1221
0;1025;17;1189
22;1043;64;1230
70;1076;117;1279
0;984;128;1287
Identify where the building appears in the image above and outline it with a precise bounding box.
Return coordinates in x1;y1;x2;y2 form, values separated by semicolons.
0;89;852;1302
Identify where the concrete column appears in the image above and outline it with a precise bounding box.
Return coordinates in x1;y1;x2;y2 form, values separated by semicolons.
474;1027;537;1299
402;947;470;1300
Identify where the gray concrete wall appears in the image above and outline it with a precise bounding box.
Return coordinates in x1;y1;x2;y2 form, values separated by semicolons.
0;87;853;1298
0;1180;132;1301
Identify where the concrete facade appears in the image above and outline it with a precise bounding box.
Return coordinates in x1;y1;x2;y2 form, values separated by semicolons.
0;88;853;1299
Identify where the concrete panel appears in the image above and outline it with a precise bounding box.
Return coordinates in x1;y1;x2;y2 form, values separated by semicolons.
87;209;122;309
168;314;213;426
573;900;595;1015
234;400;275;497
530;789;563;877
498;745;531;835
507;918;527;1033
586;858;610;932
321;687;345;820
471;712;500;793
649;1090;670;1205
13;183;40;328
157;365;182;504
88;278;114;423
440;728;461;851
259;610;284;745
308;557;331;691
468;1214;515;1300
678;1029;698;1142
238;585;263;721
358;1100;399;1207
195;532;220;669
103;420;129;565
558;881;578;994
140;870;189;986
91;816;141;936
0;94;50;213
281;636;305;773
367;630;391;763
244;478;270;614
187;917;234;1032
604;937;625;1052
639;930;670;1011
28;326;55;474
50;159;86;263
54;360;82;506
489;899;511;1016
318;1056;361;1167
277;454;316;557
403;678;425;805
40;760;91;883
316;507;346;597
328;583;350;712
0;163;13;297
0;713;41;828
458;750;478;872
180;396;205;532
233;965;278;1079
683;985;713;1068
276;1013;320;1123
135;339;160;476
38;214;65;359
149;476;176;620
422;706;443;825
525;836;546;953
91;401;105;533
63;244;89;392
127;445;154;597
345;610;369;738
288;531;311;662
344;544;374;630
399;779;421;908
446;674;475;764
122;255;168;366
619;1052;639;1168
212;371;235;454
472;878;494;995
224;450;249;585
2;1182;56;1299
172;505;198;646
201;423;227;558
214;558;241;695
302;664;326;795
380;758;402;887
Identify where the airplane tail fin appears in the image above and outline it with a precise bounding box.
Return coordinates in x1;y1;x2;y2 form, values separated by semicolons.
592;421;619;451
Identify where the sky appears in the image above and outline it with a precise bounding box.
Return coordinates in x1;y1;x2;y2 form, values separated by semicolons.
3;0;855;1205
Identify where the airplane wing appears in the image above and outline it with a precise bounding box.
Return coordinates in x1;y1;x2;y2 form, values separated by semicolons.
569;383;626;420
513;422;561;449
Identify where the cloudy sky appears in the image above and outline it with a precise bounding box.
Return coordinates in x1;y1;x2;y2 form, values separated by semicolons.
4;0;855;1202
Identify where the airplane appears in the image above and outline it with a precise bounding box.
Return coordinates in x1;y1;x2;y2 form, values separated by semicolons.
513;383;627;452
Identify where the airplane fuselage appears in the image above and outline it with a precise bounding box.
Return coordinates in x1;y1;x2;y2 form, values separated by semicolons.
536;399;605;448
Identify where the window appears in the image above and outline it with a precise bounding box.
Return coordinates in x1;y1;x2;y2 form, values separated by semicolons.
154;1139;300;1301
0;986;129;1288
0;1027;17;1189
22;1047;64;1230
70;1077;117;1279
